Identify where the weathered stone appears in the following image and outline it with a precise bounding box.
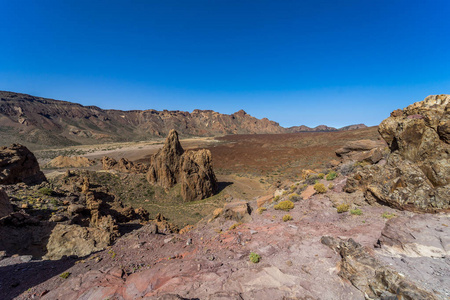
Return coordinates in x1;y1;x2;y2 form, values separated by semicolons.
0;188;13;218
345;95;450;211
147;130;217;201
222;201;251;222
0;144;46;184
102;156;149;173
335;139;385;164
45;156;95;168
321;236;438;300
44;223;116;260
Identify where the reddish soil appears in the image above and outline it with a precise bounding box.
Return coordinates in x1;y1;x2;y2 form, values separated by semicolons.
204;127;381;177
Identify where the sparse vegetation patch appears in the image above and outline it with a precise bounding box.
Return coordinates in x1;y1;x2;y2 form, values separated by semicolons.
274;200;294;211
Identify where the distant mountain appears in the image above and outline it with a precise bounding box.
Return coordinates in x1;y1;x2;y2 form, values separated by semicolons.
287;125;338;133
0;91;367;148
339;124;367;131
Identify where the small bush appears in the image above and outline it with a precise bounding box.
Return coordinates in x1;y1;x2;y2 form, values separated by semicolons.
257;207;267;214
337;204;350;213
38;187;53;196
288;193;300;202
229;222;243;230
273;195;280;202
59;272;70;279
326;171;337;181
249;252;261;263
314;183;327;194
350;208;362;215
274;200;294;211
282;214;293;222
328;183;334;190
317;173;325;179
382;212;396;219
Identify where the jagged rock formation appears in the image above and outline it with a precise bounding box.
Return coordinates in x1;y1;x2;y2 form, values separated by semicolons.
0;144;46;184
102;156;149;173
321;236;438;300
345;95;450;211
0;188;13;218
0;91;367;148
44;155;95;168
147;130;217;201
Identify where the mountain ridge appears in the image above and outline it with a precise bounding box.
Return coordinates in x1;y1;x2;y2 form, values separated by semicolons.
0;91;366;148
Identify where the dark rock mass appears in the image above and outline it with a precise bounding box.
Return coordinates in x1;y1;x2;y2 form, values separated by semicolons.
147;130;217;201
345;94;450;211
0;188;13;218
0;144;46;184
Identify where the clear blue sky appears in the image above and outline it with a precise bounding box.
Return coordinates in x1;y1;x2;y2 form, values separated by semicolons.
1;1;449;128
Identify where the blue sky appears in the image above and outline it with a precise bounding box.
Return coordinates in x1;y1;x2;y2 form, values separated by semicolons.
0;0;449;128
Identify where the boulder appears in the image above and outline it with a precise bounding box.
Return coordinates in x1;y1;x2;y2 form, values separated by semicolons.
0;188;13;218
345;95;450;211
147;130;217;201
0;144;46;184
44;223;116;260
335;139;385;164
222;201;251;222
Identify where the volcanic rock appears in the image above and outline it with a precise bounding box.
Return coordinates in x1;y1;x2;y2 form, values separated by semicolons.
147;130;217;201
345;95;450;211
0;144;46;184
321;236;438;299
102;156;149;173
335;139;385;164
0;188;13;218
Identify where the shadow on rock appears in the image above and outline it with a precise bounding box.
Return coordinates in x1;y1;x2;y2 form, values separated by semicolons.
0;255;79;300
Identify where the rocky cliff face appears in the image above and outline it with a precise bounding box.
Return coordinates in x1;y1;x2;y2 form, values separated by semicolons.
0;144;46;184
345;94;450;211
147;130;217;201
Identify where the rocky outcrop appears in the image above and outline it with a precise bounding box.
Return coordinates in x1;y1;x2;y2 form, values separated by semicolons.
0;144;46;184
344;95;450;211
321;236;438;300
335;139;385;164
0;188;13;218
147;130;217;201
44;155;95;168
102;156;149;173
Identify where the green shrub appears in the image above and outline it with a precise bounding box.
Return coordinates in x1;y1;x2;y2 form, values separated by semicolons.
314;183;327;193
337;204;350;213
229;222;242;230
282;214;293;222
249;252;261;263
38;187;53;196
382;212;396;219
257;207;267;214
350;208;362;215
326;171;337;181
288;193;300;202
59;272;70;279
274;200;294;211
317;173;325;179
328;183;334;190
273;195;280;202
